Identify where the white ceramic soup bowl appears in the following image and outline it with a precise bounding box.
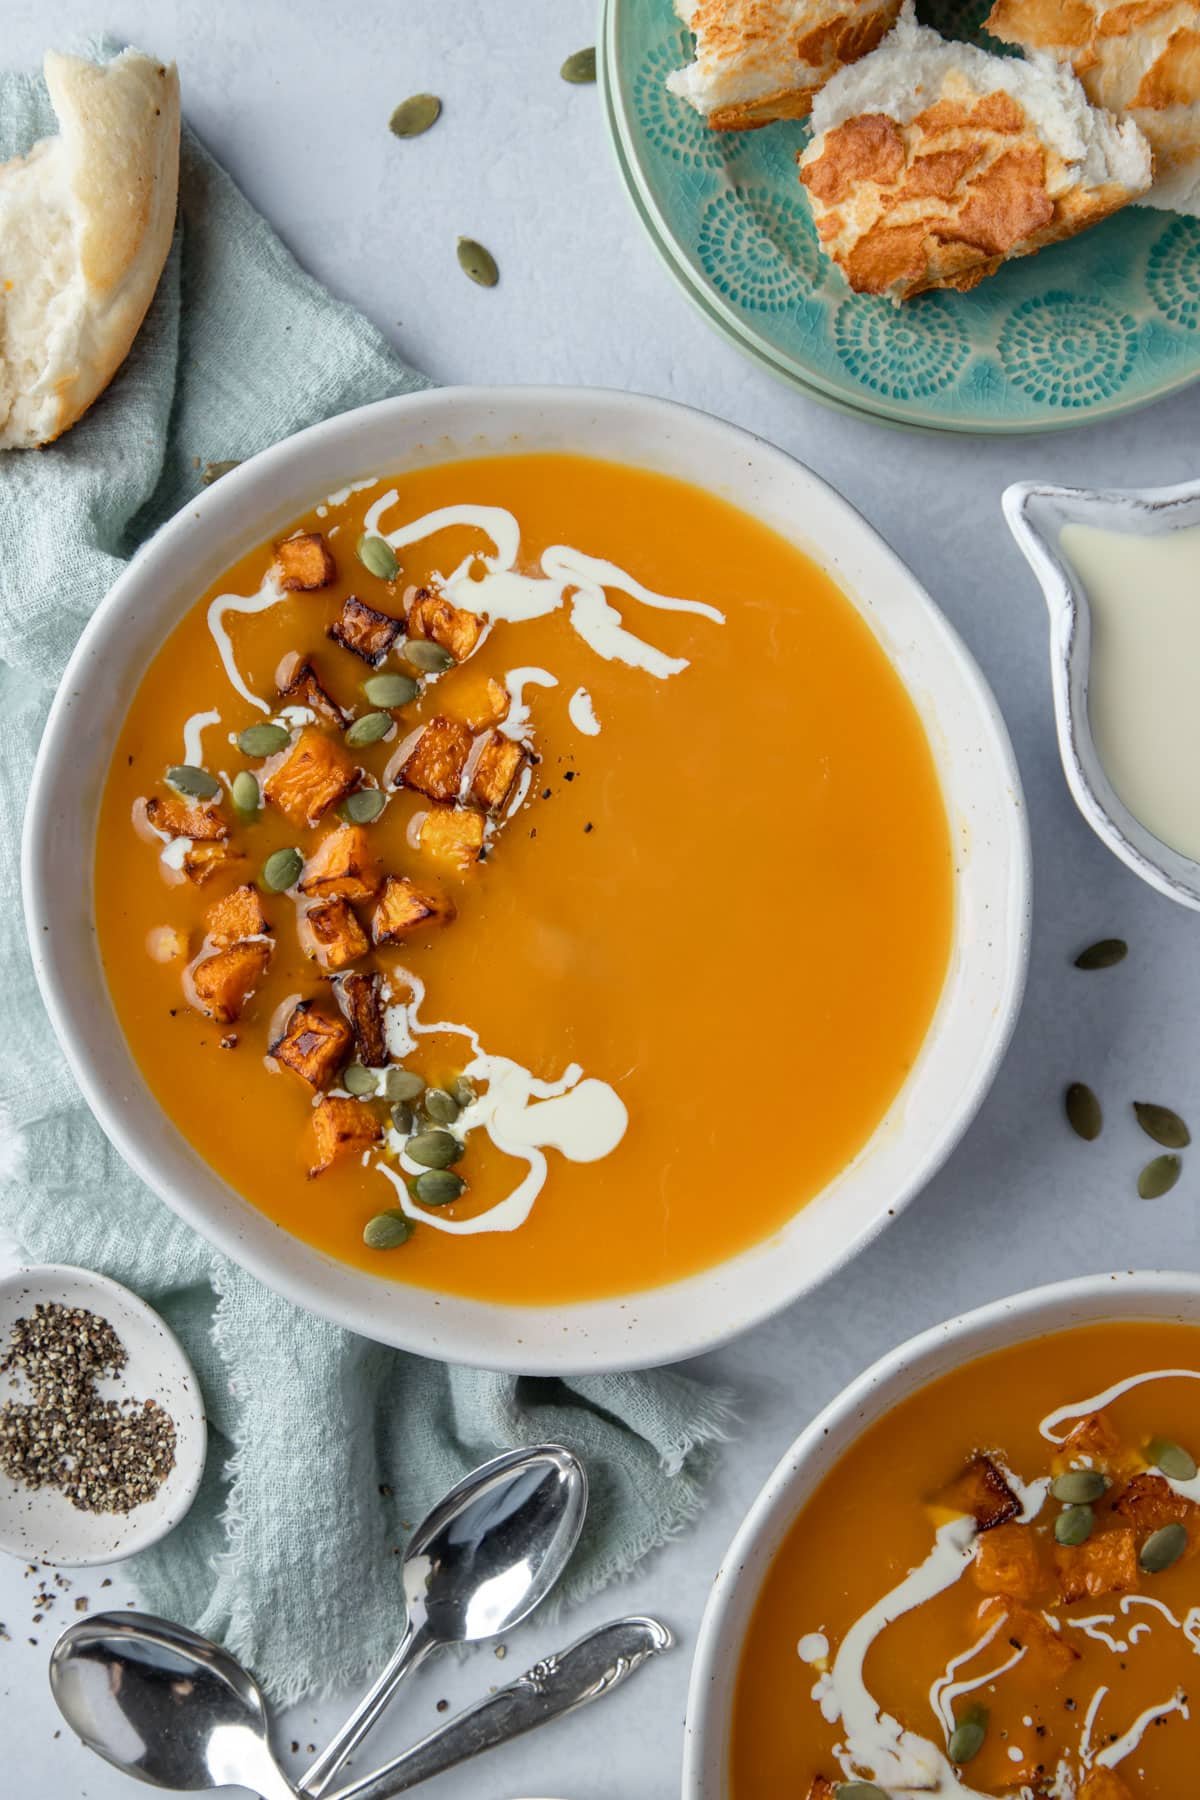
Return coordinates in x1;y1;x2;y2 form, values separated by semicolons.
683;1268;1200;1798
23;387;1029;1373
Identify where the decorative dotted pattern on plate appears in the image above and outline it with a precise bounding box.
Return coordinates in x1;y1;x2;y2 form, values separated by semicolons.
630;35;729;173
997;294;1138;409
1146;217;1200;332
697;187;824;310
834;294;971;399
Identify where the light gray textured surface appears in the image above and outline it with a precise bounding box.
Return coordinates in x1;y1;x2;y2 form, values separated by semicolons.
2;1;1199;1793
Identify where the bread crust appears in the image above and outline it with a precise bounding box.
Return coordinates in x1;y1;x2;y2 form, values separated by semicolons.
0;50;180;450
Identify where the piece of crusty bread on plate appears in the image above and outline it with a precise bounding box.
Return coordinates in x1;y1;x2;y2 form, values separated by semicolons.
987;0;1200;215
0;49;180;450
797;5;1151;302
667;0;904;129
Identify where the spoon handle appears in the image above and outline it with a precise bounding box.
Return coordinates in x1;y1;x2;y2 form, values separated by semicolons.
323;1616;672;1800
300;1622;433;1797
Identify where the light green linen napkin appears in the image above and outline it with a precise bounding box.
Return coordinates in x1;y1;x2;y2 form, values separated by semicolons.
0;57;733;1703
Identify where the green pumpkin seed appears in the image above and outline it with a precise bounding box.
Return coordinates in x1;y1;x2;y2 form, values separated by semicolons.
201;459;241;486
385;1068;426;1104
948;1712;987;1765
1065;1082;1102;1142
560;47;597;83
390;1102;415;1136
389;92;441;138
1138;1153;1182;1200
339;787;387;824
262;847;303;892
342;1064;376;1097
1140;1521;1188;1573
363;1210;414;1250
423;1087;461;1126
1074;937;1127;970
1133;1101;1191;1149
414;1169;466;1206
237;722;291;758
357;533;401;581
457;237;499;289
345;710;393;747
1054;1503;1094;1546
837;1788;889;1800
1051;1470;1107;1505
407;1129;463;1170
363;672;420;709
231;770;261;817
167;764;221;801
403;638;455;674
1147;1437;1198;1481
451;1076;476;1108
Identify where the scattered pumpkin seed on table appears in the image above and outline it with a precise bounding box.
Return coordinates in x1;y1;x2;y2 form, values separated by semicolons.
1140;1521;1188;1573
237;722;290;758
340;787;386;824
389;93;441;138
345;710;393;747
1146;1436;1198;1480
457;237;499;288
1138;1153;1182;1199
1133;1101;1191;1148
363;672;419;709
1064;1082;1102;1142
404;638;455;674
231;771;260;817
363;1210;413;1250
560;47;596;83
357;534;400;581
167;764;221;801
201;459;241;486
262;847;303;892
1073;937;1127;970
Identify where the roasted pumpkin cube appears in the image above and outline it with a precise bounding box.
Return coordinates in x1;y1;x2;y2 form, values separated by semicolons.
398;716;472;803
276;653;347;728
804;1781;839;1800
469;731;526;814
1079;1770;1135;1800
309;1095;382;1177
407;587;484;662
274;531;336;591
418;806;485;871
1055;1527;1139;1603
271;1000;353;1090
303;897;369;971
191;940;271;1023
205;884;269;947
1056;1411;1129;1477
976;1597;1078;1678
372;874;455;943
328;594;402;666
936;1455;1019;1533
299;823;382;902
448;671;509;733
1114;1473;1196;1542
182;841;241;885
146;793;228;842
971;1522;1046;1602
335;970;388;1067
263;728;356;828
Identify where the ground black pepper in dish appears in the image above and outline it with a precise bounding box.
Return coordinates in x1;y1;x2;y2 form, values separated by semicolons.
0;1303;176;1514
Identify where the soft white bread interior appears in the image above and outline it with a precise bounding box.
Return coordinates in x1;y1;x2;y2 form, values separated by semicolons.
798;4;1151;300
987;0;1200;215
667;0;904;129
0;49;180;450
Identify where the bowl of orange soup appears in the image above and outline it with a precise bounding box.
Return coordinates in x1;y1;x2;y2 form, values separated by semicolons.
685;1270;1200;1800
23;387;1029;1370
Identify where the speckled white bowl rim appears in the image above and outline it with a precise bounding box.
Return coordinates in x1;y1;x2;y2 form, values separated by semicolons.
1004;475;1200;912
23;386;1030;1374
682;1268;1200;1799
0;1263;206;1566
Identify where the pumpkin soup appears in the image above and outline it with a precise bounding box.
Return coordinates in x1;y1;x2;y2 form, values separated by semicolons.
731;1321;1200;1800
94;453;952;1303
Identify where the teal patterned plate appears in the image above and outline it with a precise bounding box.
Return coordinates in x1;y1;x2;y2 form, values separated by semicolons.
601;0;1200;432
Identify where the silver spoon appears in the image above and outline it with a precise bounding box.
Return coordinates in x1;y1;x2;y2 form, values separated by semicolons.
300;1442;586;1795
51;1445;586;1800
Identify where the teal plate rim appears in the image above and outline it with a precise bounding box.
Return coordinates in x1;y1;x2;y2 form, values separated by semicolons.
600;0;1200;435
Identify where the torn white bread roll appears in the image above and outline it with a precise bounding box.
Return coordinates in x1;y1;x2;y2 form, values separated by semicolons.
0;49;180;450
987;0;1200;216
667;0;903;129
797;5;1152;301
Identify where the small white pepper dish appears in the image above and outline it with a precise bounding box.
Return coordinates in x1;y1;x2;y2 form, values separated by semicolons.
0;1264;206;1566
1003;474;1200;912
